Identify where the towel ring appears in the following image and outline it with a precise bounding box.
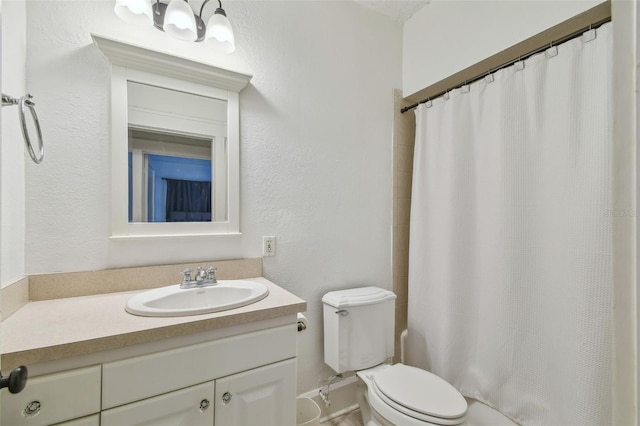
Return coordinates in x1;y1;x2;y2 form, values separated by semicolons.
2;93;44;164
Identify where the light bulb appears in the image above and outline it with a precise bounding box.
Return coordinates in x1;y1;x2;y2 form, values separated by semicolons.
163;0;197;42
205;9;235;53
114;0;153;26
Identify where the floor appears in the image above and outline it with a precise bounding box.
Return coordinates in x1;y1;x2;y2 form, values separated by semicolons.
320;409;364;426
317;399;517;426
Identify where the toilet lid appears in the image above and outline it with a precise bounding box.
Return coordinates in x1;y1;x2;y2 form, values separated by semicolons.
372;364;467;420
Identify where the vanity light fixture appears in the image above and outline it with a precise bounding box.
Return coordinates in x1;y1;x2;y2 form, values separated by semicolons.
114;0;236;52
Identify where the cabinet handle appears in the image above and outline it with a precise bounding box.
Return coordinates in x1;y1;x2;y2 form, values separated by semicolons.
222;392;232;404
23;400;41;417
199;399;210;412
0;366;28;394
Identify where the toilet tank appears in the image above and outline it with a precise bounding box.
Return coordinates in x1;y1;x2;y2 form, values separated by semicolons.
322;287;396;374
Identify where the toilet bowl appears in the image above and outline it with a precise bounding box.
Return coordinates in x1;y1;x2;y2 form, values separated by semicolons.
322;287;468;426
357;364;467;426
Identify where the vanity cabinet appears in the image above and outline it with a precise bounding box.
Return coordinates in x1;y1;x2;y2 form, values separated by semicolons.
2;323;297;426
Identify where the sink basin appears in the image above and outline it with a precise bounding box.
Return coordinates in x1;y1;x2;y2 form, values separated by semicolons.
125;280;269;317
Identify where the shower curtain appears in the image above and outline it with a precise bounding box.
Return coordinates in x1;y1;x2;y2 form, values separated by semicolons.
407;23;612;425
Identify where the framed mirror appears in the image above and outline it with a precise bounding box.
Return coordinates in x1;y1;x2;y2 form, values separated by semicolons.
93;35;251;238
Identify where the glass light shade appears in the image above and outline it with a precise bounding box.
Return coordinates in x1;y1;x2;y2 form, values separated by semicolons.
163;0;198;42
114;0;153;26
205;11;235;53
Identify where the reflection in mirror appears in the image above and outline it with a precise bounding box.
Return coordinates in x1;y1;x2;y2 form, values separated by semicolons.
126;82;227;224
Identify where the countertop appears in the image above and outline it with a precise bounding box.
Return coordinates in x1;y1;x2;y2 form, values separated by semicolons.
1;277;306;369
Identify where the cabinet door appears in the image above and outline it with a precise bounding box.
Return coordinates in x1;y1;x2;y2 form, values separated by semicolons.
215;359;296;426
101;381;215;426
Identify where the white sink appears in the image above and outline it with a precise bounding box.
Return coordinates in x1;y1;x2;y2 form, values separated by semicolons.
125;280;269;317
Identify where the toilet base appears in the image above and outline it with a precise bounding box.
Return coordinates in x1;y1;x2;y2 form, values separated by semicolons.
356;376;394;426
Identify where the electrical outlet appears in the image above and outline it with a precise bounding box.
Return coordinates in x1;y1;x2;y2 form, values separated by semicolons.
263;236;276;257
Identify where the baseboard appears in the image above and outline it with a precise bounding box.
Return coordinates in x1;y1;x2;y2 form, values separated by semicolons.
298;375;360;422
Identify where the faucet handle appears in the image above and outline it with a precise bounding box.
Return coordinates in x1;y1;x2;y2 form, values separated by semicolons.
206;266;218;281
182;268;193;283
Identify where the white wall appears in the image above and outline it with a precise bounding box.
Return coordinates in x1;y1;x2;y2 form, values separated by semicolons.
1;0;26;288
403;0;605;97
24;0;401;392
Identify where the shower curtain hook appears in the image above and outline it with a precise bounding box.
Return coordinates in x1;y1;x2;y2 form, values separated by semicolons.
582;25;597;43
485;70;495;83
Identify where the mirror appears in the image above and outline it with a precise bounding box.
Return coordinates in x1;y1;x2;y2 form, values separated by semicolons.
93;33;251;238
127;82;228;223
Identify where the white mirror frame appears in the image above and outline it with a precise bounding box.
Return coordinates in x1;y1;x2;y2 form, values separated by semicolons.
92;34;252;238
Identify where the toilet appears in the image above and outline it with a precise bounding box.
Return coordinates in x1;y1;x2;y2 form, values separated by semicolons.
322;287;467;426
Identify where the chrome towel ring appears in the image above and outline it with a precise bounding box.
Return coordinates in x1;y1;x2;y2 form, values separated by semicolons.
2;93;44;164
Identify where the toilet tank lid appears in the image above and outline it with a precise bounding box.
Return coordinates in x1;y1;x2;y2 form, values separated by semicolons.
322;287;396;308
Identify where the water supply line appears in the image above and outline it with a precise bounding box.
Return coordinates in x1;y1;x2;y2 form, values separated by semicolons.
318;373;342;407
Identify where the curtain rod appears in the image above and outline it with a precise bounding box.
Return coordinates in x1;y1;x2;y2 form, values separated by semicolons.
401;17;611;114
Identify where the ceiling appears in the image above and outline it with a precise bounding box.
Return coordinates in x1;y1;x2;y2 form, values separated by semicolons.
353;0;430;23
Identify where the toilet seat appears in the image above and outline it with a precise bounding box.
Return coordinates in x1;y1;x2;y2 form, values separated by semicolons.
369;364;467;426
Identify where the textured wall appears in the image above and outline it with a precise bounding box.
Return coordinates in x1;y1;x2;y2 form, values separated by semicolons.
24;0;401;392
1;0;27;288
403;0;605;97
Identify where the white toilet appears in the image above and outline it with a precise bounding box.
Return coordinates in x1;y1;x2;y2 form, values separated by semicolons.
323;287;467;426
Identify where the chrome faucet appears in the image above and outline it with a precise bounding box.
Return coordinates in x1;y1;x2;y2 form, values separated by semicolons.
180;266;218;289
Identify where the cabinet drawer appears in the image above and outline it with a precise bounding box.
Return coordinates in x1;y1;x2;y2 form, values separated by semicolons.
101;381;215;426
1;365;101;426
102;324;296;409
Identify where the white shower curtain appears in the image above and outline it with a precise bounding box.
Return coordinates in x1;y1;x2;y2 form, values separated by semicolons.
407;23;612;426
